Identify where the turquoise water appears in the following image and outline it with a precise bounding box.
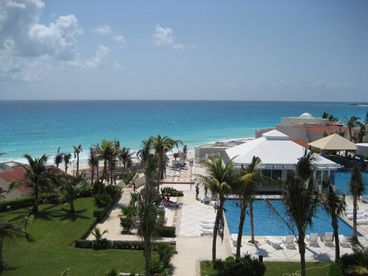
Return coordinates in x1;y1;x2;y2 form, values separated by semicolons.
0;100;367;163
333;171;368;195
224;199;354;236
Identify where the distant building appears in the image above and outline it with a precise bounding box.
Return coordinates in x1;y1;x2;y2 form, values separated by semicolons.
0;162;67;200
256;112;347;147
225;130;338;192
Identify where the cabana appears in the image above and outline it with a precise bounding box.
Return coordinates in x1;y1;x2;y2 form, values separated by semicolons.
308;134;357;152
225;130;338;192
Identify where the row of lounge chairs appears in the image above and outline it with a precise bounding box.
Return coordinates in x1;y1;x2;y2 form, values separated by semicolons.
346;209;368;225
265;233;351;250
199;219;215;235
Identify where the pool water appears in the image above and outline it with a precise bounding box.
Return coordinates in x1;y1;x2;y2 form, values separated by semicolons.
224;199;354;236
333;170;368;195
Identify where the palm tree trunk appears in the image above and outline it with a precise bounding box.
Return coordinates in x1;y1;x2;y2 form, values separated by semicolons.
249;199;255;243
91;167;95;188
236;198;247;258
353;196;358;239
297;233;306;276
65;163;68;173
144;241;151;276
332;217;340;261
103;160;107;182
96;164;99;181
33;183;39;213
212;199;224;263
76;154;79;175
0;235;3;271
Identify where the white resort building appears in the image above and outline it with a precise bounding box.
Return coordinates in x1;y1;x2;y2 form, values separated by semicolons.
224;129;339;192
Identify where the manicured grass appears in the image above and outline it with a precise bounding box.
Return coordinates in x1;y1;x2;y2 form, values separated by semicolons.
200;260;333;276
0;198;150;275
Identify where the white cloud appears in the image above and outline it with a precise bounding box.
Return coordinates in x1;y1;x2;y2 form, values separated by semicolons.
0;0;110;81
94;24;112;35
114;35;126;48
67;45;110;69
113;61;125;70
314;80;351;89
153;24;195;49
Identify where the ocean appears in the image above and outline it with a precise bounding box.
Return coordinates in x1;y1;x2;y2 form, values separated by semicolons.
0;100;367;163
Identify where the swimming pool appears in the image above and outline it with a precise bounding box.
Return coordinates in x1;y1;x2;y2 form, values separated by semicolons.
333;170;368;195
224;199;354;236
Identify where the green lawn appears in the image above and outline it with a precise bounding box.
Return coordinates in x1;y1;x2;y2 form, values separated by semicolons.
0;198;149;276
201;260;334;276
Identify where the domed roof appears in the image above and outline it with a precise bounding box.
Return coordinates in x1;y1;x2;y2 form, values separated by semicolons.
299;112;314;118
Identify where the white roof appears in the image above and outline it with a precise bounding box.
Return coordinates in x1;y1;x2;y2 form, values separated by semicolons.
299;112;314;118
225;130;338;170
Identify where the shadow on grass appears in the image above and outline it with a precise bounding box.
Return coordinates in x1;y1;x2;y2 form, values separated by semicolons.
54;208;90;222
2;263;21;273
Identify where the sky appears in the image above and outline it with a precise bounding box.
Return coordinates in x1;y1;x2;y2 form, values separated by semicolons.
0;0;367;101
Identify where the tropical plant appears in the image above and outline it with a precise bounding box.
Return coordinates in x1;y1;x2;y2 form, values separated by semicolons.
63;152;72;173
137;139;160;276
60;175;87;213
234;156;260;257
88;146;99;187
120;205;137;233
10;154;54;214
54;147;63;169
73;145;82;175
350;166;365;240
322;183;346;261
281;151;320;276
357;122;367;143
97;140;115;183
346;116;361;141
212;254;266;276
149;135;182;184
199;155;237;263
118;146;132;170
22;214;34;241
322;112;338;122
0;220;25;271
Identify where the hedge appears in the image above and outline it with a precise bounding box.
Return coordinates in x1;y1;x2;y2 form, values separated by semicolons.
75;240;176;250
157;226;176;238
0;189;94;212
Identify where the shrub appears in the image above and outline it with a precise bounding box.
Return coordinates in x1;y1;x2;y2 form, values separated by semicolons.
329;262;343;276
93;209;106;222
105;268;118;276
157;226;176;238
213;255;265;276
95;193;112;208
154;243;176;267
156;209;165;226
161;187;183;197
74;240;175;251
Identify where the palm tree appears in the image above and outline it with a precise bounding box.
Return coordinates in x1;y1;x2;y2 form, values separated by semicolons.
88;147;99;187
350;165;365;240
149;135;182;184
0;220;25;271
322;184;346;261
73;145;82;175
199;155;236;263
54;147;63;169
60;175;86;213
234;156;261;257
346;116;361;141
137;139;160;276
63;153;72;173
10;154;54;214
282;151;319;276
97;140;115;182
357;122;366;143
118;146;132;170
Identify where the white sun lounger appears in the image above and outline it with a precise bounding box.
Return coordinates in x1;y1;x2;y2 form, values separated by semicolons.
199;223;214;229
266;236;283;249
347;213;368;220
200;219;215;224
346;209;366;215
338;235;351;248
321;232;335;247
200;227;213;236
357;218;368;225
307;233;320;247
283;235;296;249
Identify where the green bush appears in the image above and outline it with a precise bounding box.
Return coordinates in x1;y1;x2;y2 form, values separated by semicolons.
154;243;176;267
157;226;176;238
156;209;165;226
75;240;175;251
95;193;112;208
105;268;118;276
328;262;343;276
161;187;184;197
213;255;265;276
93;209;106;222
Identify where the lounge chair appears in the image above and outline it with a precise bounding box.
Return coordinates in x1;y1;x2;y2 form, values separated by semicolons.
346;209;366;215
283;235;296;249
266;236;283;249
338;235;351;248
201;196;211;204
200;227;213;236
357;218;368;225
307;233;320;247
347;212;368;220
321;232;335;247
199;222;214;229
231;234;240;247
200;219;215;225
